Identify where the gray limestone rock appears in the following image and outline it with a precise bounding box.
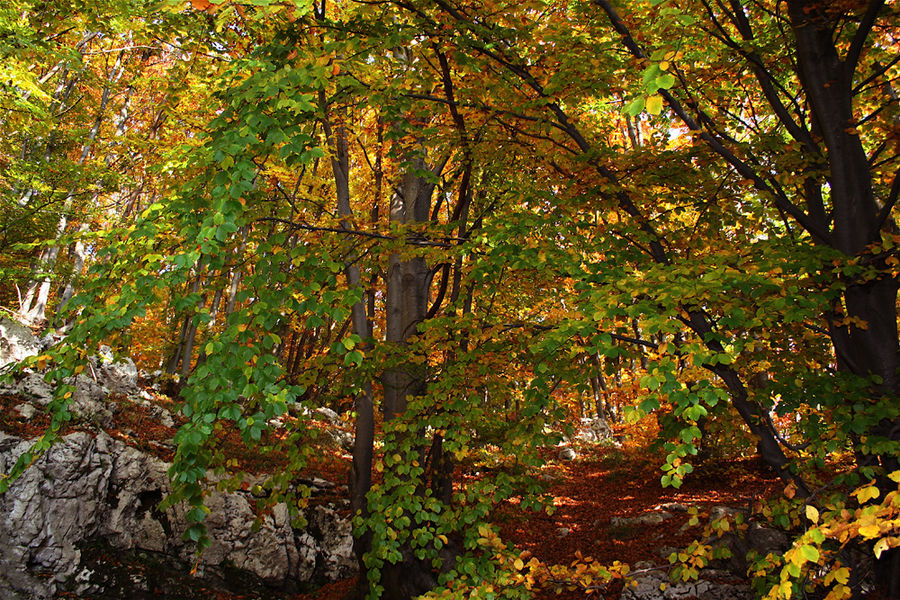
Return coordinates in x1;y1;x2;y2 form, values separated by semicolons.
622;570;752;600
0;432;113;599
573;417;613;443
13;403;37;420
708;523;792;576
0;370;53;404
611;512;673;529
0;431;356;599
0;318;40;369
70;373;115;428
94;346;139;394
309;505;356;581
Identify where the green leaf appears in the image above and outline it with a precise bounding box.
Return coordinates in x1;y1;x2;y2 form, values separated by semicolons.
800;545;820;563
625;96;646;116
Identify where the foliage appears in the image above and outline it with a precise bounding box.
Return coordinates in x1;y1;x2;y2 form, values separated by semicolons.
0;0;898;598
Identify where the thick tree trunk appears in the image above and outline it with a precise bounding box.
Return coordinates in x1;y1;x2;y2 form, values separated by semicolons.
787;2;900;594
378;158;443;599
382;161;434;421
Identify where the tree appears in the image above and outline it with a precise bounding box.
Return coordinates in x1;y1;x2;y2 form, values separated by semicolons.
593;0;900;592
2;0;898;598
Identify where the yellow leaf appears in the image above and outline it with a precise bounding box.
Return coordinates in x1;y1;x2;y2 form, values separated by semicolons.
859;524;880;538
888;470;900;483
659;61;670;71
514;558;524;570
854;485;880;503
806;505;820;524
874;538;890;558
646;95;663;115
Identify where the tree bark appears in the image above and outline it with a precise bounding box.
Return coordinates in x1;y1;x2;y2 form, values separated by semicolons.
21;48;129;325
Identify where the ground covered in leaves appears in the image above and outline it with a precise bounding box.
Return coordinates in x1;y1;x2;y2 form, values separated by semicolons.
497;445;781;600
3;388;785;600
248;442;779;600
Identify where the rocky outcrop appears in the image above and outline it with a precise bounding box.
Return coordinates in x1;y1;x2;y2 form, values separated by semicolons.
0;318;41;369
623;567;751;600
574;417;613;443
0;341;172;430
0;431;356;599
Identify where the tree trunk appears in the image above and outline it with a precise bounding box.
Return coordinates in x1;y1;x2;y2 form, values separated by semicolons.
318;77;380;597
378;157;444;599
787;2;900;592
21;48;128;325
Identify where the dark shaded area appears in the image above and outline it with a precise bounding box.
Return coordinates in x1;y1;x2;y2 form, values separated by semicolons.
59;540;319;600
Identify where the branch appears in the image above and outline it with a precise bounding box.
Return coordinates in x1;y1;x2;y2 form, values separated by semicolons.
253;217;464;247
846;0;886;81
594;0;832;245
869;173;900;239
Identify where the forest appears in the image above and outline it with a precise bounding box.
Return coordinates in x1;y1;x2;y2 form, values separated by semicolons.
0;0;899;599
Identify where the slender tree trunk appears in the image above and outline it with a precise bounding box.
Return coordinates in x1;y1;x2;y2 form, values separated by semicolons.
166;271;202;376
53;222;90;327
319;85;378;596
21;48;128;325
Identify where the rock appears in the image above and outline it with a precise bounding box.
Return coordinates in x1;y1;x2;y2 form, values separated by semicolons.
558;446;576;461
573;417;613;443
327;429;355;451
146;403;175;429
658;546;679;559
314;406;341;425
70;373;115;428
0;318;40;369
656;502;688;513
746;524;790;556
709;505;747;523
13;403;37;420
0;431;356;599
309;505;356;581
622;569;752;600
0;432;112;600
709;523;792;576
94;346;139;394
557;527;570;538
9;370;53;404
201;493;310;584
39;331;65;351
611;512;673;529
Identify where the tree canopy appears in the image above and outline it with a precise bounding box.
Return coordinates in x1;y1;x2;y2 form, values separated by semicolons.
1;0;899;598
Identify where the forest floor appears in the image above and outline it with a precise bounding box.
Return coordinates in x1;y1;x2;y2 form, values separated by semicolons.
291;443;782;600
1;390;783;600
